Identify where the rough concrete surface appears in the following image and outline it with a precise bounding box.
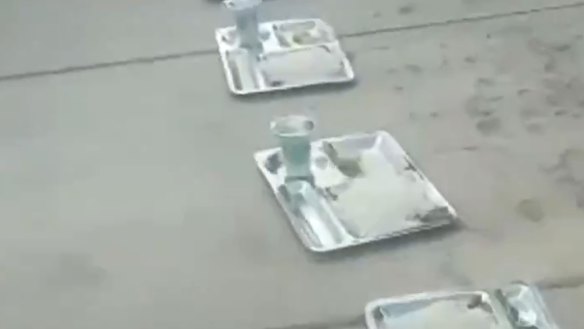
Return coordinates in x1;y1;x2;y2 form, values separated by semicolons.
1;0;583;77
1;0;584;329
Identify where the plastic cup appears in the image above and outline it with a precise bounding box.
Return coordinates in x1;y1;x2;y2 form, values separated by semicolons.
224;0;263;52
270;115;315;181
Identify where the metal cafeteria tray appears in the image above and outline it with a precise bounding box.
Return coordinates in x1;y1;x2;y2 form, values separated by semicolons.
365;282;560;329
216;19;355;95
254;131;459;252
494;282;561;329
366;290;508;329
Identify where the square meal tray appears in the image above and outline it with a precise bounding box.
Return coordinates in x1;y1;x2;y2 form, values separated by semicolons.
365;282;560;329
215;18;355;95
254;131;459;252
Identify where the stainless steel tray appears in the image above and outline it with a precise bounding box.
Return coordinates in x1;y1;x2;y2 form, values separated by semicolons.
365;282;560;329
254;131;458;252
366;290;507;329
495;282;561;329
216;19;355;95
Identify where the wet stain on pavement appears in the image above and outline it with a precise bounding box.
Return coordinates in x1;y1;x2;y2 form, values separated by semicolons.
525;35;584;122
554;108;569;117
544;148;584;210
516;88;531;96
462;145;479;151
405;64;422;74
464;55;477;64
516;198;545;222
476;77;494;87
476;117;502;136
398;4;415;15
552;43;572;53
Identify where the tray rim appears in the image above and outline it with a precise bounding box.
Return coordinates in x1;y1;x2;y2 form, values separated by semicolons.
496;281;562;329
215;18;355;95
254;130;459;253
364;283;559;329
364;290;510;329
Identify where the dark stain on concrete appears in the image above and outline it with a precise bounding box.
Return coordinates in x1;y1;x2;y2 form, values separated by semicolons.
544;148;584;210
372;11;381;18
516;198;545;222
517;88;531;96
405;64;422;74
476;117;502;136
528;37;584;122
476;77;494;87
394;85;404;92
552;43;572;53
372;45;390;51
464;55;477;64
398;4;415;15
554;108;569;117
462;145;479;151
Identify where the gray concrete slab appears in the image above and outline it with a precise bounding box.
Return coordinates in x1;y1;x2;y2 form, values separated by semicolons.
1;0;583;77
1;3;584;329
542;287;584;328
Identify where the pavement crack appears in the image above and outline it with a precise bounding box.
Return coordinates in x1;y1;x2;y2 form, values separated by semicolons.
339;1;584;39
0;49;216;83
1;1;584;82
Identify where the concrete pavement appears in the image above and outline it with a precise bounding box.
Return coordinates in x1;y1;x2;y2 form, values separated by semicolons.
1;0;582;77
1;0;584;328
